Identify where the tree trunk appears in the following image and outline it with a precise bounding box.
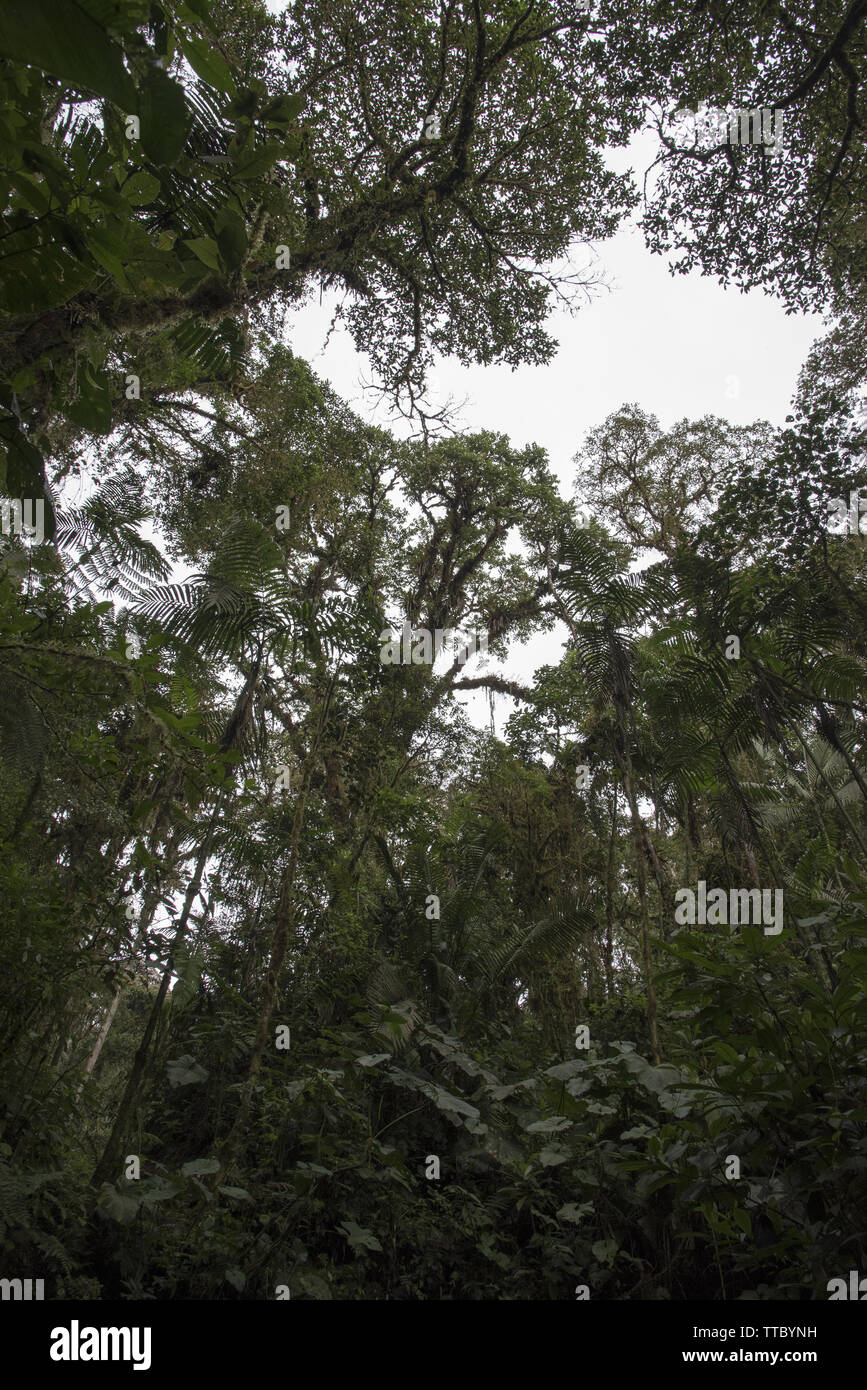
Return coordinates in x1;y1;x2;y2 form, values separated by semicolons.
604;786;617;999
214;678;334;1184
90;800;222;1188
620;760;661;1065
80;986;122;1084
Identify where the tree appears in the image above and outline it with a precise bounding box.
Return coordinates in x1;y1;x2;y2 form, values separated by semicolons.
574;404;773;558
637;0;867;316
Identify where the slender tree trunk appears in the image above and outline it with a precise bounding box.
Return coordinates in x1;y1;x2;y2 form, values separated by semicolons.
214;678;334;1184
80;987;122;1084
683;792;692;888
90;800;222;1188
604;786;617;998
622;769;661;1064
614;731;661;1064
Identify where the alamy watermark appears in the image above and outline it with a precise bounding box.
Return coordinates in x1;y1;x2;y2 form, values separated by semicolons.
0;498;45;545
0;1276;44;1300
50;1321;151;1370
379;623;488;666
669;103;785;156
674;881;783;935
827;1270;867;1299
827;492;867;535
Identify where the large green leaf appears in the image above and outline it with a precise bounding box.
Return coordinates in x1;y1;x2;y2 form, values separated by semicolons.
178;30;234;92
139;68;189;166
0;0;136;109
184;236;221;270
66;367;113;434
122;170;162;206
138;1179;183;1205
215;208;247;270
233;141;284;180
0;234;94;314
96;1181;141;1224
526;1115;572;1133
338;1221;383;1254
181;1157;220;1176
538;1144;571;1166
261;92;305;126
86;224;133;288
295;1271;332;1300
1;424;43;495
166;1055;209;1087
77;0;150;32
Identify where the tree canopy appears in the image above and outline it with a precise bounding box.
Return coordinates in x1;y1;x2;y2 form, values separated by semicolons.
1;0;867;1311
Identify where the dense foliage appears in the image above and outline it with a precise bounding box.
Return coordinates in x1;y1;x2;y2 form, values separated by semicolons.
1;0;866;1301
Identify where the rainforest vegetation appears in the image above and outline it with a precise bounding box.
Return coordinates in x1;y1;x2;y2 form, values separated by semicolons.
1;0;866;1301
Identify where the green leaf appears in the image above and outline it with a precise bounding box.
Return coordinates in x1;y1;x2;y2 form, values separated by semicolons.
2;429;51;529
557;1201;594;1224
76;0;150;32
66;368;113;434
233;141;283;180
122;170;162;206
428;1085;480;1121
295;1271;332;1300
486;1081;529;1100
526;1115;572;1133
86;224;132;288
8;171;51;215
214;208;247;270
476;1233;512;1269
338;1221;383;1253
172;943;204;1009
138;1179;183;1205
9;365;37;393
592;1238;618;1266
167;1055;209;1087
178;30;234;91
224;1266;245;1292
96;1181;141;1224
544;1059;585;1080
0;235;94;313
0;0;136;109
139;68;189;166
538;1144;571;1166
218;1185;253;1201
183;236;221;270
261;92;304;126
181;1157;220;1177
622;1054;686;1095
